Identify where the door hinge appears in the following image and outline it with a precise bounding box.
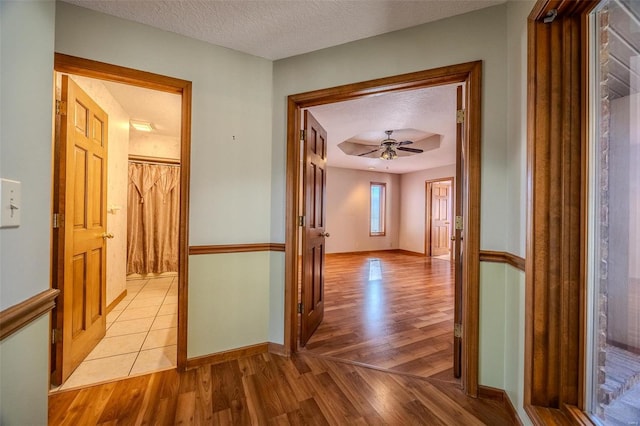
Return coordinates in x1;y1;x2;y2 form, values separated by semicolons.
297;302;304;314
52;213;62;229
300;129;306;141
456;109;465;124
454;323;463;338
298;215;305;226
56;100;67;116
455;215;463;231
51;328;62;344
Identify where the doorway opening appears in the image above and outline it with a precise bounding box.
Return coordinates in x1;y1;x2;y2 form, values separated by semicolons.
49;54;191;390
285;61;483;396
425;177;455;261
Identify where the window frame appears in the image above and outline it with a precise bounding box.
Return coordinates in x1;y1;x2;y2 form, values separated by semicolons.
369;182;386;237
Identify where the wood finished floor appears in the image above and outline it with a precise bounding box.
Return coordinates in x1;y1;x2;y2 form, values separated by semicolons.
304;251;456;381
48;351;515;425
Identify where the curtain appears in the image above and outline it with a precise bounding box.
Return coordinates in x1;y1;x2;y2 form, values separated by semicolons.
127;162;180;274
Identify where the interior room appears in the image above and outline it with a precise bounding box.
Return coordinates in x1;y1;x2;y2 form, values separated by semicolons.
50;75;182;389
297;85;459;380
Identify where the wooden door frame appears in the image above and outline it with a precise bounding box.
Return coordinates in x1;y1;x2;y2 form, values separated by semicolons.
51;53;192;373
284;61;483;396
424;177;455;258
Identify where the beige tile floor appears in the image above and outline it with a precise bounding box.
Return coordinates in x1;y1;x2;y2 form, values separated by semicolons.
56;275;178;391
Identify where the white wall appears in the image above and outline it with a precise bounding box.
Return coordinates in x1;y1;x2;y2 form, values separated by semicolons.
129;132;181;160
55;2;276;358
399;164;456;253
498;1;534;423
0;1;55;423
67;75;130;307
325;167;400;253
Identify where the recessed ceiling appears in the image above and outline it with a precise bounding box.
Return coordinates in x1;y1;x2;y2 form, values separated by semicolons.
61;0;505;60
308;84;458;174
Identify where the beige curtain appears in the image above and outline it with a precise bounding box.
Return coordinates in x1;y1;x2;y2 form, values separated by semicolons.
127;162;180;274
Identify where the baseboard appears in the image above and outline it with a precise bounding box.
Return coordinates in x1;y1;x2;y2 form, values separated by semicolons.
478;385;523;426
326;249;425;257
186;342;269;369
396;249;425;257
478;385;504;401
268;342;288;356
107;289;127;314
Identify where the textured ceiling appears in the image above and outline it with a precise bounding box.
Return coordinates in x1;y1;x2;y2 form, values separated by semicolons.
61;0;504;60
64;1;471;173
309;83;458;174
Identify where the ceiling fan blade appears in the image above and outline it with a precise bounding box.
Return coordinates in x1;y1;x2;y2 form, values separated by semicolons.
357;148;381;157
398;140;414;146
397;146;423;153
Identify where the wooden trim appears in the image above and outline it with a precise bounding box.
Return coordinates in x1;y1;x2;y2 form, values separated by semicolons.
563;404;595;425
524;0;598;420
505;392;525;426
106;290;127;314
479;250;526;272
54;53;188;94
0;289;59;341
268;342;287;356
326;249;419;256
188;243;286;255
477;385;505;402
478;386;523;425
284;61;483;397
395;249;424;257
186;342;268;369
54;53;192;373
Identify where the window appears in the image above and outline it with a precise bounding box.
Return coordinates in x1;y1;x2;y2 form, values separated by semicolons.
587;1;640;423
370;183;386;236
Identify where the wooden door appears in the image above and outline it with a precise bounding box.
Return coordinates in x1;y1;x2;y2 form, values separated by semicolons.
300;111;328;346
51;76;109;384
453;85;464;378
431;182;451;256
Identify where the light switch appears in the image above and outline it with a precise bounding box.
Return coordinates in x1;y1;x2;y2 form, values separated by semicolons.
0;179;21;228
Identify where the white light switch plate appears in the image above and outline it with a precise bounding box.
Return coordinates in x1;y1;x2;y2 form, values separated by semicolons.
0;179;21;228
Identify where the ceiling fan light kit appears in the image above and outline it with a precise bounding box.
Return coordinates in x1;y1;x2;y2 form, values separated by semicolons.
380;146;398;160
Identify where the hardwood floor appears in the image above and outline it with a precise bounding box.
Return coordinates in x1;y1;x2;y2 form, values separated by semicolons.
48;252;511;425
303;251;456;381
49;351;514;425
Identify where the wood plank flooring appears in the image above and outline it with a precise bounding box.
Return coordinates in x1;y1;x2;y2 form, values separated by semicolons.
49;351;515;425
304;251;455;381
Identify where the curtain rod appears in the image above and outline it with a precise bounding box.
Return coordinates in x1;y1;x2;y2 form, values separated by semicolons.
128;155;180;166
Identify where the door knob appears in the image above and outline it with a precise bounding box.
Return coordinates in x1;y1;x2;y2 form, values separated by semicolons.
451;235;463;241
102;232;114;239
320;232;330;238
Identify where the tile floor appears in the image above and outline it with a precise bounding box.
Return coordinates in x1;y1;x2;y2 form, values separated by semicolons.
56;275;178;391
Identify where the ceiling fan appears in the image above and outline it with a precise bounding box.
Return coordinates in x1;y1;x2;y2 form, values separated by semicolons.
357;130;424;160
